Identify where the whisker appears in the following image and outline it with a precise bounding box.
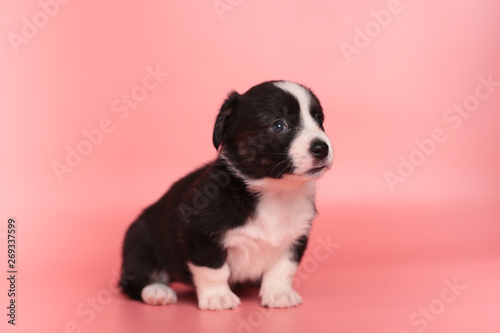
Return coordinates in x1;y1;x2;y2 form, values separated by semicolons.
267;159;288;174
266;159;286;172
276;161;293;179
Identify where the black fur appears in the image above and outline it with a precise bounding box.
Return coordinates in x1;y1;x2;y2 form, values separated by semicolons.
220;82;306;179
120;160;258;299
120;80;326;302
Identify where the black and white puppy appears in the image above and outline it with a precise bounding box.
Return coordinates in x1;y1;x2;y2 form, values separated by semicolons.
120;80;333;310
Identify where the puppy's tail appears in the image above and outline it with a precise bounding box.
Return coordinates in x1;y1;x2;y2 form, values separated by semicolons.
119;218;160;301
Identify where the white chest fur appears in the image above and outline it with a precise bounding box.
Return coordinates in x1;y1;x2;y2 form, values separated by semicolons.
223;180;317;284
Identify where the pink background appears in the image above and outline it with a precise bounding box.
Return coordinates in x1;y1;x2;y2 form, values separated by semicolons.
1;0;500;332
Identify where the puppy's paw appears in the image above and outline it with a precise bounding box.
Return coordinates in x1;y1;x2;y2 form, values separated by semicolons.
141;283;177;305
260;287;302;308
197;286;241;311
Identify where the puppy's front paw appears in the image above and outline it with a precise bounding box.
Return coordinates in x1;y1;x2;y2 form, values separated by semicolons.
197;286;241;311
141;283;177;305
260;288;302;308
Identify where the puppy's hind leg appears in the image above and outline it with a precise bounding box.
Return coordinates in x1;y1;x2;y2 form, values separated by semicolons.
141;271;177;306
120;218;176;305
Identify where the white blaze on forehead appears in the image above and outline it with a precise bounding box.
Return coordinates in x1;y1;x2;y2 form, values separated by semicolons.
273;81;312;122
273;81;324;131
273;81;333;178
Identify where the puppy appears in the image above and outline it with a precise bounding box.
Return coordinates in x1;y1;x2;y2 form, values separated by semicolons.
120;80;333;310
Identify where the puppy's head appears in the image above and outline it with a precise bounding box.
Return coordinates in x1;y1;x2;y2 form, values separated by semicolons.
213;81;333;181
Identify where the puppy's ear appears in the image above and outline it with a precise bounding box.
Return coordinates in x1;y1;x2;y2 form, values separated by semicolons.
213;90;240;150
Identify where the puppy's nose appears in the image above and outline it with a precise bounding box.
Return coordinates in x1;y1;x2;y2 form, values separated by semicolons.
309;139;329;160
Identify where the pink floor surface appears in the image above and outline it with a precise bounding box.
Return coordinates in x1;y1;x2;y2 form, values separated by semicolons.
3;201;499;333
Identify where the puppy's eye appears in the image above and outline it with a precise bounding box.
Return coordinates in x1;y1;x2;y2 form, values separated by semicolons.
271;121;287;133
314;114;324;126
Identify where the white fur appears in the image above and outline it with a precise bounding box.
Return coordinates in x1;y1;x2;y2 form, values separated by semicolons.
186;81;330;310
187;262;241;311
219;151;251;183
260;251;302;308
274;81;312;118
273;81;333;177
141;283;177;305
223;179;316;284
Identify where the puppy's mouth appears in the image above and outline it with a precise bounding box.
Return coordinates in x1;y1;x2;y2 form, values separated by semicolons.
297;164;331;178
308;166;326;174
